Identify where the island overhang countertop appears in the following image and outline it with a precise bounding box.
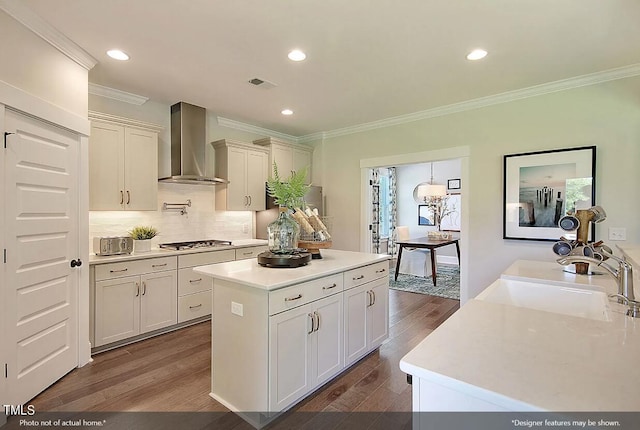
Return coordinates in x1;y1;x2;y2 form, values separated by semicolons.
193;249;391;291
400;259;640;412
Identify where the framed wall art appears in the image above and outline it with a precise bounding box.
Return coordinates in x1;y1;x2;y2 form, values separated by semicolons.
503;146;596;241
440;193;461;232
447;178;461;190
418;205;435;226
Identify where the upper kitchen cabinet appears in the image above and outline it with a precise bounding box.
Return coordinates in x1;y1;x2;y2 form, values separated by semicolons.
253;137;312;184
88;112;163;211
213;139;269;211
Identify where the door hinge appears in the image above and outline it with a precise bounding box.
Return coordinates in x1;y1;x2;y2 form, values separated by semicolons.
4;363;7;378
4;132;14;148
368;224;372;231
3;249;6;264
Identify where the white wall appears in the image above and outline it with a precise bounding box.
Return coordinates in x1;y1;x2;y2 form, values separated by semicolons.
316;76;640;301
0;10;88;116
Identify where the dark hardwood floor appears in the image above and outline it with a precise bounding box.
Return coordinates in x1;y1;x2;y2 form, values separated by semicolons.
28;290;459;427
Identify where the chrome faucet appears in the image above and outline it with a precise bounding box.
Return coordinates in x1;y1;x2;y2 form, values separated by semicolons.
557;251;639;318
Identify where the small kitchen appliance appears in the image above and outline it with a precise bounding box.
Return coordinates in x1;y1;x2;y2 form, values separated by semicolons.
93;236;133;256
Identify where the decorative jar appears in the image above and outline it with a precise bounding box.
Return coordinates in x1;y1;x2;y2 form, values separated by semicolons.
268;207;300;254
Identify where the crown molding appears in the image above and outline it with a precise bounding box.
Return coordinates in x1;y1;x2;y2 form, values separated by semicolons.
89;83;149;105
88;110;163;132
0;0;97;70
216;116;298;143
299;63;640;141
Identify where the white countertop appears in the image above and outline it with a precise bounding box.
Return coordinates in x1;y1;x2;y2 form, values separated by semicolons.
89;240;268;265
617;243;640;268
194;249;390;291
400;259;640;411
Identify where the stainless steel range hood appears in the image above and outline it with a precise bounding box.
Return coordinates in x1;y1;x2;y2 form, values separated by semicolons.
158;102;227;185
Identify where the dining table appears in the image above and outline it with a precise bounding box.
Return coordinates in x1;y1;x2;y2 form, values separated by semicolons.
394;237;460;286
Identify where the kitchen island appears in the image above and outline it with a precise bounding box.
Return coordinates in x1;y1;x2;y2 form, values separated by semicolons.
194;249;391;428
400;259;640;419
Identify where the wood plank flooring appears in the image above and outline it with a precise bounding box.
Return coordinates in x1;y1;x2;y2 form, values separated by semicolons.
29;290;459;427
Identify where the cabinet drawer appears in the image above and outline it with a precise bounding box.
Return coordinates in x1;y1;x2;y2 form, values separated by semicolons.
235;245;268;260
343;261;389;290
95;256;177;281
269;274;343;316
178;249;235;269
178;290;212;323
178;267;213;296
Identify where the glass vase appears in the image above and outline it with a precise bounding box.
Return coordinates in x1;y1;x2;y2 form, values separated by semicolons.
268;207;300;254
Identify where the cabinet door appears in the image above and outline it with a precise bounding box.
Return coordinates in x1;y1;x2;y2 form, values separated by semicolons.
140;271;177;334
246;149;267;210
89;122;125;210
271;144;293;177
292;148;312;183
124;128;158;211
313;294;343;387
95;275;140;347
343;284;368;367
269;303;313;411
367;279;389;349
226;146;248;210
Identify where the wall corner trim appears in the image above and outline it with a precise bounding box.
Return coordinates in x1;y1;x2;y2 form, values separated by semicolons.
0;0;97;70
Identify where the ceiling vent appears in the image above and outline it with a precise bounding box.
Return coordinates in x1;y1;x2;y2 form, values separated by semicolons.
248;77;277;89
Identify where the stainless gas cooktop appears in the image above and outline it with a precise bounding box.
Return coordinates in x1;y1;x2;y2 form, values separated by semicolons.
158;239;232;251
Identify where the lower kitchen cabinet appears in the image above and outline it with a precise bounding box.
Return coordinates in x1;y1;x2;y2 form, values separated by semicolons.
344;278;389;366
94;270;177;347
268;293;343;411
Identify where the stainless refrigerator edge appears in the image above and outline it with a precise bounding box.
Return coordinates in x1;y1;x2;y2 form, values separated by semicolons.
255;185;323;240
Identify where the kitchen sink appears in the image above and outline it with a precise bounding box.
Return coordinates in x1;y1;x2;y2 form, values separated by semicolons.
476;278;611;321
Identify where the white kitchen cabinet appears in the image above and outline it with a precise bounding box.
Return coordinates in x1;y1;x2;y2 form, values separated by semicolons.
177;249;235;323
235;245;268;260
88;112;162;211
253;137;312;183
213;139;269;211
93;256;177;347
343;265;389;367
268;293;343;411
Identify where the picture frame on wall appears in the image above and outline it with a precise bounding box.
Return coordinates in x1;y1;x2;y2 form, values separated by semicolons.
418;205;435;226
440;193;461;232
447;178;461;190
503;146;596;241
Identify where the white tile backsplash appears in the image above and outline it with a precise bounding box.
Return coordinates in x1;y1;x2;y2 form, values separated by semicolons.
89;183;253;248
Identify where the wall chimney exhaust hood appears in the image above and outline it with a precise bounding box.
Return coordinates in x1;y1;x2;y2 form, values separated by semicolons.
158;102;227;185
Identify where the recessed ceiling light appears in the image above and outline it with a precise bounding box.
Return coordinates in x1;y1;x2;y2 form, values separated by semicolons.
466;49;487;61
107;49;130;61
281;109;294;116
287;50;306;62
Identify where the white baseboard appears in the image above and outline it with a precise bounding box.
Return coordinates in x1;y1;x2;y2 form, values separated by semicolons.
437;255;460;266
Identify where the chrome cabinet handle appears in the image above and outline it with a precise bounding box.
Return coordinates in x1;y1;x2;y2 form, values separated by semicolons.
308;313;314;334
189;304;203;309
120;190;124;205
109;268;128;273
375;268;386;274
314;311;320;331
371;290;376;305
135;282;140;297
367;290;373;307
285;294;302;302
249;195;252;205
322;283;337;290
353;275;365;281
242;252;252;256
189;278;203;283
244;196;249;206
152;263;167;268
142;281;147;295
126;190;131;204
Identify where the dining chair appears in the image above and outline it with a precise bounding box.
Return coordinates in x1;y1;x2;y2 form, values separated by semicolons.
396;226;432;278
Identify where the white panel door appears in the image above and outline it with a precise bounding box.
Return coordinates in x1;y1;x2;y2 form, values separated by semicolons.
4;109;79;405
94;276;140;347
367;280;389;349
343;284;368;366
313;294;343;387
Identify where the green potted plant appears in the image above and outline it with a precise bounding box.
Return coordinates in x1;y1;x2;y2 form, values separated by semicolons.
128;225;159;253
266;163;310;254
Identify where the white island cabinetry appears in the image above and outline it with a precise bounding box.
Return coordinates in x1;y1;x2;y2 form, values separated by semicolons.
194;249;390;427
